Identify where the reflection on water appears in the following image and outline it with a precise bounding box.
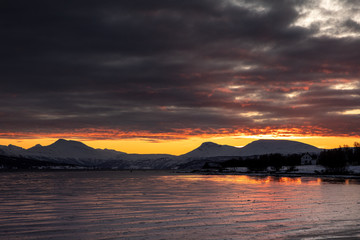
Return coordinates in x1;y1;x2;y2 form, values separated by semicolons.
0;171;359;240
173;175;318;185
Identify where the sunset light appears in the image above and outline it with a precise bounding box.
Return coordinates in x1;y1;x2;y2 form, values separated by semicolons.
0;0;359;153
2;1;360;240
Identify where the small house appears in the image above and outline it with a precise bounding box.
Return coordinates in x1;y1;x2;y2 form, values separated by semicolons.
301;153;316;165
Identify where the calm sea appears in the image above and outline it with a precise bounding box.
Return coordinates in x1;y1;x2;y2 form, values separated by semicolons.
0;171;359;240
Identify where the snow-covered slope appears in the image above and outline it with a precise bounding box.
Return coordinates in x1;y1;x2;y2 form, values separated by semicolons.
27;139;122;158
99;155;179;170
180;142;242;159
180;140;321;159
0;139;178;167
238;140;321;156
0;139;127;166
0;139;322;169
0;144;27;156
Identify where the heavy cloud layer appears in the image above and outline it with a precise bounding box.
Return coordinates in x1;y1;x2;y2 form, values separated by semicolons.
1;0;359;139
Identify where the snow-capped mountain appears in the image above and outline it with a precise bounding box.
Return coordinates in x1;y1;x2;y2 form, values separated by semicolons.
179;140;321;159
0;139;179;167
0;144;27;156
1;139;127;166
174;140;322;169
180;142;242;159
27;139;125;160
0;138;322;169
238;139;322;156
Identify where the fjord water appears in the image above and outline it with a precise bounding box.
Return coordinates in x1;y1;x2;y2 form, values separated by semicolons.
0;171;359;240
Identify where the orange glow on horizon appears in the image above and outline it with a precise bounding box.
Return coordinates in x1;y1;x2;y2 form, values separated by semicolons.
0;128;359;155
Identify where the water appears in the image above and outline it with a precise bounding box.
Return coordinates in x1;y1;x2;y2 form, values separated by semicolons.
0;171;359;240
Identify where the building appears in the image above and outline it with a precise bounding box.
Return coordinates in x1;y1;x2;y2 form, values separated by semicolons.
301;153;317;165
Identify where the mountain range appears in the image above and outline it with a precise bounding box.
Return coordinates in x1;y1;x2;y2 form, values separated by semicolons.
0;139;321;169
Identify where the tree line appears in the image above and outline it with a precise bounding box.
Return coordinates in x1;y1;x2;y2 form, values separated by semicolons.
220;153;308;172
318;142;360;173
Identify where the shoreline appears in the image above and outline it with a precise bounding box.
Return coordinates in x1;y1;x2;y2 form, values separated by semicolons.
186;169;360;179
1;168;360;179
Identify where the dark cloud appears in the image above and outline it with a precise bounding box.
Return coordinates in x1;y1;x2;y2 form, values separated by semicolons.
1;0;359;139
344;19;360;32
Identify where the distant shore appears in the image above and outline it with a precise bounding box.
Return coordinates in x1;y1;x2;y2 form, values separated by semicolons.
182;170;360;180
2;167;360;179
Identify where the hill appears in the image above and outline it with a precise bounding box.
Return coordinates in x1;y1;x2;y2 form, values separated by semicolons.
0;139;322;169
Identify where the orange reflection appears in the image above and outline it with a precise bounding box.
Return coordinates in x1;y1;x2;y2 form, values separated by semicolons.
175;175;321;186
209;175;273;185
317;178;322;184
278;177;302;185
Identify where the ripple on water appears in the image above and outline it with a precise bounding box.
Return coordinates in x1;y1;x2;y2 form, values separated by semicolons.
0;171;360;240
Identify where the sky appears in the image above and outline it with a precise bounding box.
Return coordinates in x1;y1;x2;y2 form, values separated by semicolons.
1;0;359;154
